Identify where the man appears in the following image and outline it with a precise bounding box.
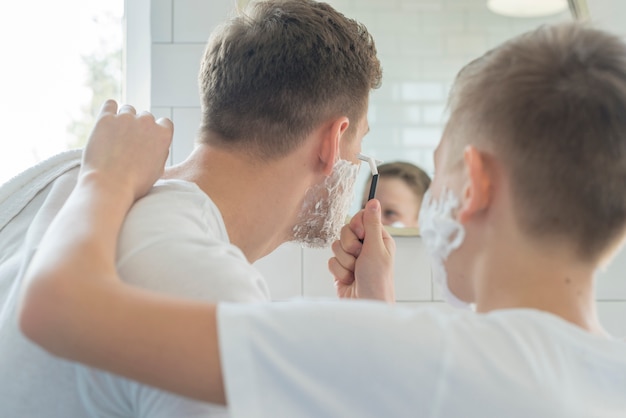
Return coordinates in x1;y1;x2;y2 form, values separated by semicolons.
0;1;381;416
19;22;626;417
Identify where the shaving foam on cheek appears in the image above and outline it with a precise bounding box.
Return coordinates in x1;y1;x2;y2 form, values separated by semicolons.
291;159;360;248
418;188;471;309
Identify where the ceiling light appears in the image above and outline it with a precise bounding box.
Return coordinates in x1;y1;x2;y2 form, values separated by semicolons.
487;0;568;17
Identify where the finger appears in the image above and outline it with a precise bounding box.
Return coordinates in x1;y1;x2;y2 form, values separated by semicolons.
362;199;385;251
99;99;118;116
381;228;396;256
137;110;156;121
156;117;174;131
339;225;362;257
348;210;365;241
118;104;137;115
155;117;174;151
331;240;356;272
328;257;355;285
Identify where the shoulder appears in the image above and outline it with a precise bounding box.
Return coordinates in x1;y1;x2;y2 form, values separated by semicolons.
116;179;270;302
126;179;212;225
119;178;227;251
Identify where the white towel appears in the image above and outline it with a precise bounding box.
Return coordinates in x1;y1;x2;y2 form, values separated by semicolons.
0;149;82;232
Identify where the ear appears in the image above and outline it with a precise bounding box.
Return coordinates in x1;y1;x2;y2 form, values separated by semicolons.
458;145;492;223
319;116;350;176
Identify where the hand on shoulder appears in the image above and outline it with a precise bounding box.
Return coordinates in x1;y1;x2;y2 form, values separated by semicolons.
80;100;173;202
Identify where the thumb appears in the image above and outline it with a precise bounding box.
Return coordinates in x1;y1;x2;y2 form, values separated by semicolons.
362;199;384;249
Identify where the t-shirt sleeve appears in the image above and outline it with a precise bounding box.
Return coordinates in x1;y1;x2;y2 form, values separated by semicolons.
218;300;449;418
115;221;271;304
76;367;230;418
77;188;271;417
116;235;270;303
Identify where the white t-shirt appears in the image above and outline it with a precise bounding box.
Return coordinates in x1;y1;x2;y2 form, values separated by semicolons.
0;160;270;417
218;300;626;418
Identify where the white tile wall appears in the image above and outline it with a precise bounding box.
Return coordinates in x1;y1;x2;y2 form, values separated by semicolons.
253;243;303;300
148;0;626;336
172;0;233;42
596;245;626;300
302;247;337;298
151;0;172;42
171;107;201;163
253;237;626;337
149;0;239;164
151;44;204;107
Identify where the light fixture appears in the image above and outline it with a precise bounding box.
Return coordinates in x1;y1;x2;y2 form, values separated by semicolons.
487;0;568;18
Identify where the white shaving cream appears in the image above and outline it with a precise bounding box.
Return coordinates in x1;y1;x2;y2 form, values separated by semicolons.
418;188;471;309
291;159;360;248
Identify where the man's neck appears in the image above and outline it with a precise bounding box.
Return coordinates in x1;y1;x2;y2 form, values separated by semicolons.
163;143;316;263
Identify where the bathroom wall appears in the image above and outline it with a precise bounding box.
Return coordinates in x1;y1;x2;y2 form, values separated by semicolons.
254;240;626;338
147;0;571;212
146;0;626;337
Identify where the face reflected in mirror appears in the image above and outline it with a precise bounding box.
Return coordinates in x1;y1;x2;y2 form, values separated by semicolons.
360;161;431;228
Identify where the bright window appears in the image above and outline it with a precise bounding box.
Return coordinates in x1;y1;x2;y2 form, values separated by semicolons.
0;0;124;184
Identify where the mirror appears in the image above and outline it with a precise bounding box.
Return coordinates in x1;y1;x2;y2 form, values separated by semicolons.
337;0;576;236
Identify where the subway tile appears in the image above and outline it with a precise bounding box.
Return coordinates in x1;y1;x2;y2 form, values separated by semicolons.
433;276;445;302
420;10;466;33
398;82;445;102
253;243;303;301
347;0;400;12
364;130;398;152
324;0;355;12
370;84;398;103
152;43;205;107
597;301;626;339
421;56;469;81
377;104;421;124
486;31;519;49
151;0;173;42
421;104;447;124
366;104;378;124
173;0;235;43
396;149;435;176
404;105;423;124
443;0;485;12
149;106;173;121
400;36;445;57
394;236;433;301
171;107;201;164
371;126;403;147
379;56;422;81
302;247;338;299
402;127;443;147
467;10;515;32
373;36;402;56
340;9;377;29
596;244;626;300
399;0;443;12
367;147;410;166
150;107;174;165
445;34;488;55
375;12;420;35
510;12;572;34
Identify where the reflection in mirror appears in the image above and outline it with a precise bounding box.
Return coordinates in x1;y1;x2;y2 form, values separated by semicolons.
340;0;574;227
360;161;431;233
